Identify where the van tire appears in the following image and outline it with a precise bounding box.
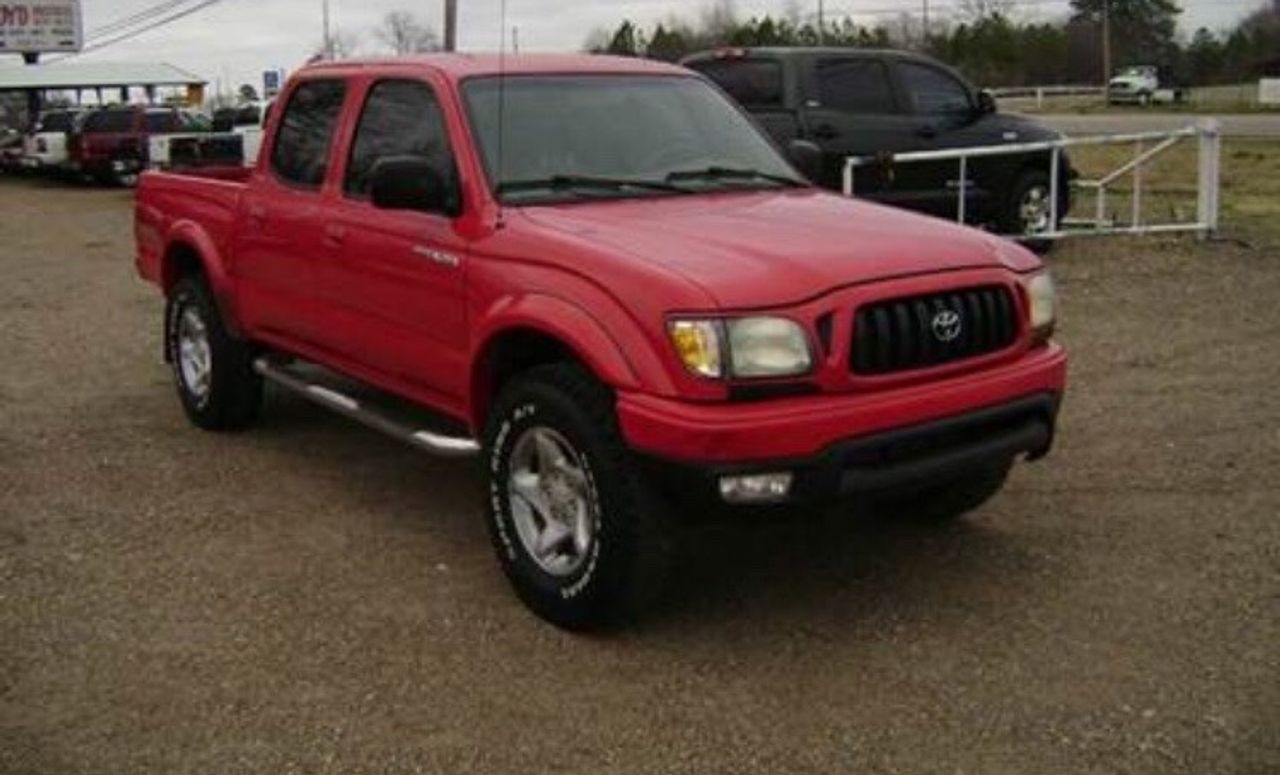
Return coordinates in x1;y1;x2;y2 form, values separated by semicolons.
483;363;671;630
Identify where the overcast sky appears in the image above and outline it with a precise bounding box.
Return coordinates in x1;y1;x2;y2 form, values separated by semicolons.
4;0;1268;94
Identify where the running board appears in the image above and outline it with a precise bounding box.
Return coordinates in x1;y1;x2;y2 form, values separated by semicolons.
252;358;480;459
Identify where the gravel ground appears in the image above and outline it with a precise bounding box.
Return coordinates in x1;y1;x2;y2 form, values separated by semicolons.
1;176;1277;774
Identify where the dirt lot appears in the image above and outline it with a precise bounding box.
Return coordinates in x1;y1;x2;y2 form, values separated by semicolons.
1;170;1277;774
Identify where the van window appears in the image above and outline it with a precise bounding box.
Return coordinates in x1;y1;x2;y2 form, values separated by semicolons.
270;79;347;189
815;58;896;114
345;80;451;198
37;112;77;133
690;59;784;109
144;112;179;133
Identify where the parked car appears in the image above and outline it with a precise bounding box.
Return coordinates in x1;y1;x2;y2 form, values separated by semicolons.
0;126;22;170
1107;65;1186;106
682;47;1074;247
18;108;84;173
70;105;204;187
135;54;1066;629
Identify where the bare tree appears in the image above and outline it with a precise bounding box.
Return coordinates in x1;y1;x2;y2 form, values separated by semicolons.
958;0;1016;22
374;11;440;55
700;0;739;39
311;28;361;61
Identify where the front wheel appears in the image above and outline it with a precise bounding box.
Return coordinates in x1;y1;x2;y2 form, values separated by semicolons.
484;364;671;630
1001;169;1061;255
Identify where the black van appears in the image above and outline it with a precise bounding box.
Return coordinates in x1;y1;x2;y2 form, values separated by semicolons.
683;48;1073;246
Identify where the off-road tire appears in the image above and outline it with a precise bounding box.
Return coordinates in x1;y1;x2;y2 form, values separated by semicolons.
483;363;671;630
874;461;1012;523
166;275;262;430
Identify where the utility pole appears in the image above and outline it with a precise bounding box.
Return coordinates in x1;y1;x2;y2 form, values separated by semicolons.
817;0;824;45
1101;0;1112;101
444;0;458;52
922;0;930;48
321;0;332;59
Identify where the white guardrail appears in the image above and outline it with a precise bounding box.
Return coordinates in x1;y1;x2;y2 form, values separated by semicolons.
842;120;1222;241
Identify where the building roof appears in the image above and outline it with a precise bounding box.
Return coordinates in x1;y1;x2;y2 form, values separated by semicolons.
0;62;205;91
302;53;688;80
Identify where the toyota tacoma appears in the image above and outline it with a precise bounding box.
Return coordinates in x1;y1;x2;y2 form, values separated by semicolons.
134;54;1067;629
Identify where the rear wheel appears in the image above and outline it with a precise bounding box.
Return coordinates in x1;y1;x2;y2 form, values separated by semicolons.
166;275;262;430
484;363;671;630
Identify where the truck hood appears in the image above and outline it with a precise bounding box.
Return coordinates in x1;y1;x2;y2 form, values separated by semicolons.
520;189;1038;309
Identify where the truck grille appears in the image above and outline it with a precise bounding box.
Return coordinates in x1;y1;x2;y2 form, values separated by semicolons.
851;285;1019;375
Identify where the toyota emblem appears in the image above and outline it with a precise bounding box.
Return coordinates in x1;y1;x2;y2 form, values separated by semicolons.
931;309;963;342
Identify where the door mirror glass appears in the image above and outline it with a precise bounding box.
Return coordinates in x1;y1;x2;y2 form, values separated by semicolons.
370;156;459;216
787;139;823;181
977;89;998;116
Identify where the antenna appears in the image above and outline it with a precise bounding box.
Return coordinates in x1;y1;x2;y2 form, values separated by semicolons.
495;0;509;228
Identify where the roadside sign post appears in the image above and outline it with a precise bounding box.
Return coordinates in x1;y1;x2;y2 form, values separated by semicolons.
1;1;83;129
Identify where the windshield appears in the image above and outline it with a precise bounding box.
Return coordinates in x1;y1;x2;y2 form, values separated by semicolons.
462;74;803;205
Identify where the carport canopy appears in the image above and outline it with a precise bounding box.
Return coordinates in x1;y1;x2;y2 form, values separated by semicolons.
0;61;205;93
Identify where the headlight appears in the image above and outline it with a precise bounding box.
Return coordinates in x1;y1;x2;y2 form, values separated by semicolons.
668;319;723;378
668;317;812;379
1026;272;1057;343
726;317;812;377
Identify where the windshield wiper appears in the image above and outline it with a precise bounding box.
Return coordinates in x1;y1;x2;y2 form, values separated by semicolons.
666;166;806;188
498;174;692;197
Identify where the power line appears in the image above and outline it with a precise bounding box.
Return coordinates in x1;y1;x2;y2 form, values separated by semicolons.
61;0;229;59
88;0;195;41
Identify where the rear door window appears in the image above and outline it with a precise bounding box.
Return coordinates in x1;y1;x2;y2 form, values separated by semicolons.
83;110;135;133
345;79;452;199
144;112;179;133
690;59;784;109
814;58;897;114
270;79;347;189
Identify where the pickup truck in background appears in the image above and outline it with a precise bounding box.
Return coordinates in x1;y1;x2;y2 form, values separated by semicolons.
71;105;205;187
148;103;271;172
683;47;1074;248
1107;65;1187;106
18;108;84;173
135;54;1066;629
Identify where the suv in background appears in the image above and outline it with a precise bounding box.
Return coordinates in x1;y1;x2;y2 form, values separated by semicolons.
683;48;1073;247
70;106;203;187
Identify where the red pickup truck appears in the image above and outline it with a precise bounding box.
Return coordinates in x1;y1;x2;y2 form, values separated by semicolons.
135;54;1066;629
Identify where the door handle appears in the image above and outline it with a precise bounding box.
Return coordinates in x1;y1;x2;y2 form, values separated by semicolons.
811;124;839;141
246;204;266;227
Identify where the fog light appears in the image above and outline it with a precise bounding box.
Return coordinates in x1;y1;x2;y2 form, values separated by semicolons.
719;472;793;504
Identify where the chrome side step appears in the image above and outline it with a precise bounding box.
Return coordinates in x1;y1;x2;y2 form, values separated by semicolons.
252;358;481;459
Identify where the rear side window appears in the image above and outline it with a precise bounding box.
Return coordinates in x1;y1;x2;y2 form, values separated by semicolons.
345;80;451;198
83;110;134;133
899;62;973;117
815;58;896;113
691;59;784;109
38;112;77;133
270;79;347;189
144;112;179;133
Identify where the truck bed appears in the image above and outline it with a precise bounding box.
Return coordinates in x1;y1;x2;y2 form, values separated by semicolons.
134;168;251;287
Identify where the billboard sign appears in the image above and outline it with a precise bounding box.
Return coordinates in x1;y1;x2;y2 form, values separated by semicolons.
0;1;83;54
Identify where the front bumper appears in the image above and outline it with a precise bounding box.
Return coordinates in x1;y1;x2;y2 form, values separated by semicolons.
617;344;1066;503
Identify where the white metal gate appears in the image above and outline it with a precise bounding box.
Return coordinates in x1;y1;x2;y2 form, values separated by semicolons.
841;120;1222;241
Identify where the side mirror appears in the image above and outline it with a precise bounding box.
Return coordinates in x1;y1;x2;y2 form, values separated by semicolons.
787;139;823;181
977;89;998;116
370;155;460;216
